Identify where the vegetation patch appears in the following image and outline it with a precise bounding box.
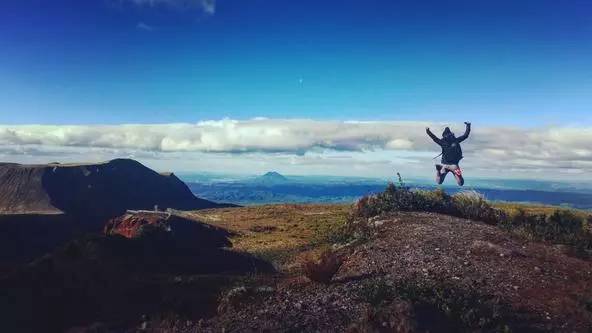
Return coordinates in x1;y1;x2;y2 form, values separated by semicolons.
348;181;592;255
190;204;350;269
395;279;512;332
357;278;396;306
350;277;514;333
302;249;344;284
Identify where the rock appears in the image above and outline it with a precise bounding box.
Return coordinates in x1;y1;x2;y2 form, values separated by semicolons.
470;240;525;258
373;220;388;227
104;211;232;249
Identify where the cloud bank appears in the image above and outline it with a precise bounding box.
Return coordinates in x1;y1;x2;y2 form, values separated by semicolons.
1;119;591;178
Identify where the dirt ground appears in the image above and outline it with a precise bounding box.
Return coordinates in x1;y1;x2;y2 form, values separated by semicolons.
145;206;592;333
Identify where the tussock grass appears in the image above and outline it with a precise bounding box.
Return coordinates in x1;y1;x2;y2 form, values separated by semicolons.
189;204;350;269
349;182;592;255
301;250;344;284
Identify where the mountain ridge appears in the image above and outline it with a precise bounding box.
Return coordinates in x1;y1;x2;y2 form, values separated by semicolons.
0;158;225;217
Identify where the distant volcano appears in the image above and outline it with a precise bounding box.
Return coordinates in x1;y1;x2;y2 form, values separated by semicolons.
254;171;289;185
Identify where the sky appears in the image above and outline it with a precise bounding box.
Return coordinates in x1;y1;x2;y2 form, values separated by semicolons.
0;0;591;180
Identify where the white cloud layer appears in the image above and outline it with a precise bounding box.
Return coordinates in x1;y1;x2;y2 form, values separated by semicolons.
0;119;591;179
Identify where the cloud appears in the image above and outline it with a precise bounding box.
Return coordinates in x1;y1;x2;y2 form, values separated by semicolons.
0;119;591;178
136;22;154;31
126;0;216;15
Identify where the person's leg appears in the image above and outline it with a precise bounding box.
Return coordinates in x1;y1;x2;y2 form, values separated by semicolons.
435;165;443;184
436;165;449;184
451;165;464;186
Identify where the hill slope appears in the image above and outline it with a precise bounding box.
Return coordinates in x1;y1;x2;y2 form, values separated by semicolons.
0;212;273;332
184;207;592;332
0;159;224;217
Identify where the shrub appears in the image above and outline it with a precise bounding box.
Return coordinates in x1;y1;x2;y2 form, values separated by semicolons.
452;191;506;225
413;188;455;213
357;278;395;306
346;181;592;254
302;250;344;284
348;183;504;235
347;302;416;333
546;210;585;240
508;208;592;256
394;279;510;332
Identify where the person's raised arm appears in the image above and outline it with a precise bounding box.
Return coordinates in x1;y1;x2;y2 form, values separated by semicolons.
457;122;471;142
426;127;442;145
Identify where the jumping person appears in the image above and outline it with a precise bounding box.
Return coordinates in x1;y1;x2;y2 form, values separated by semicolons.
426;122;471;186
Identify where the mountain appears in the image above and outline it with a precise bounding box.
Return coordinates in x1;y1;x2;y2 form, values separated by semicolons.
0;158;224;218
0;159;229;268
252;171;289;185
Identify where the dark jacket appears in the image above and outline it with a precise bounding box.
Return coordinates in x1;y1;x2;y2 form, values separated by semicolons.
426;124;471;165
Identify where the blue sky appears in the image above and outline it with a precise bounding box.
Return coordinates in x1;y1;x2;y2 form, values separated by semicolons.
1;0;591;126
0;0;592;180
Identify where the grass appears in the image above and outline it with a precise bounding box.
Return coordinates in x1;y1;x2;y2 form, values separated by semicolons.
495;202;591;220
301;249;344;284
348;182;592;255
188;204;350;269
188;191;592;270
394;279;511;332
357;278;395;306
180;196;589;331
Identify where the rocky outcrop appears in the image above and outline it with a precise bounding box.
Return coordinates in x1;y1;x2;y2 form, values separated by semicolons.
104;211;232;249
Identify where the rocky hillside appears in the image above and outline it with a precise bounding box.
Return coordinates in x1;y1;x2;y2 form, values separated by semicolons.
168;206;592;332
2;202;591;332
0;158;225;217
0;211;272;333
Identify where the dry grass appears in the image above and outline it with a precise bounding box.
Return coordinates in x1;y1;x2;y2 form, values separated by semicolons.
495;202;591;220
188;204;349;269
184;198;591;273
301;250;344;284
